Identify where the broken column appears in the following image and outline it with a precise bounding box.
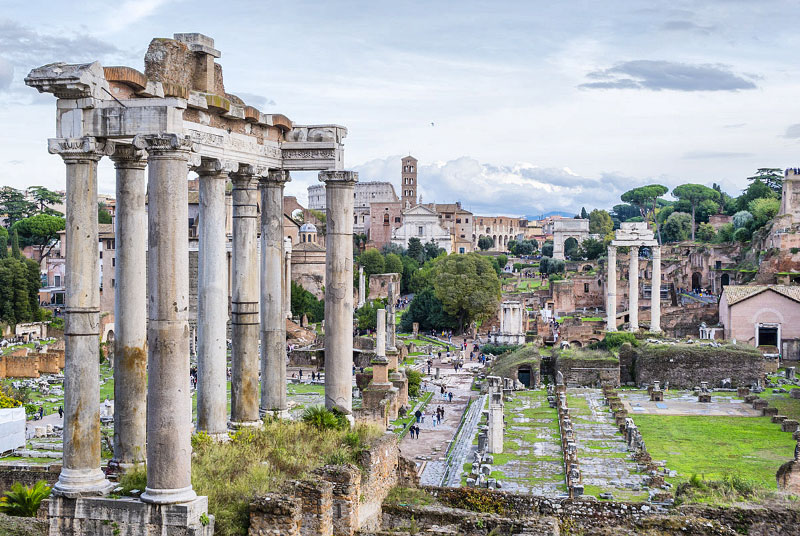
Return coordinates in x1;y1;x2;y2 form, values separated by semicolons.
196;158;233;439
230;165;261;427
320;170;358;416
629;246;639;331
284;237;293;319
362;309;398;421
650;245;661;333
48;137;114;496
606;245;617;332
487;376;504;454
386;280;397;352
260;169;290;418
358;265;366;308
110;145;148;468
134;133;197;504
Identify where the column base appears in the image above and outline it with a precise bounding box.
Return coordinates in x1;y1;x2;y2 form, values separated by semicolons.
52;467;115;498
107;459;146;474
228;420;262;430
140;485;198;505
260;409;291;420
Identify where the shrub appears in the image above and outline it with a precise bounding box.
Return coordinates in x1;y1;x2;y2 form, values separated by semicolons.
0;393;21;409
733;227;751;243
591;331;637;351
118;465;147;496
791;247;799;255
301;406;348;431
732;210;754;229
481;343;519;356
406;368;422;398
0;480;51;517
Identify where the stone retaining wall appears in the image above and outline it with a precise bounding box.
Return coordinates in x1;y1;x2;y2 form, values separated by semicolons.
0;464;60;494
554;356;620;387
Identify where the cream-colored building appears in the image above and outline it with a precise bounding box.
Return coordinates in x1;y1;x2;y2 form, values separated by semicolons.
392;204;452;253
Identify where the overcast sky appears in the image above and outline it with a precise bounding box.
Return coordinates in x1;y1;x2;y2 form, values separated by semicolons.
2;0;800;217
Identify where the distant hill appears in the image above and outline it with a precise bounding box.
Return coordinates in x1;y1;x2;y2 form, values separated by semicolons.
527;210;576;219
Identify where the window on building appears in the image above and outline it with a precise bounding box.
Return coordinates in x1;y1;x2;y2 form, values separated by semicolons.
456;218;461;223
99;251;102;259
112;258;115;267
418;226;424;236
459;247;465;253
394;217;401;223
460;234;465;238
584;283;589;293
465;218;469;223
445;214;451;218
112;279;115;288
55;275;61;287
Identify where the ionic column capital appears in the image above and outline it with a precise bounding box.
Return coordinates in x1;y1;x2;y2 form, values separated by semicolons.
260;169;291;186
48;137;114;162
319;170;358;185
109;145;147;169
132;134;195;158
193;157;239;177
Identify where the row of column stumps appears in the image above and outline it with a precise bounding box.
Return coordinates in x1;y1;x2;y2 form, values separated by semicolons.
606;245;661;333
50;133;358;503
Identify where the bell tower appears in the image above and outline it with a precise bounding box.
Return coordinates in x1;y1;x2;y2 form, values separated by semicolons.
401;156;418;209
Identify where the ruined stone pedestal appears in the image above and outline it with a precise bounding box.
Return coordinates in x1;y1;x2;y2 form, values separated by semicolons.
650;390;663;402
777;459;800;494
698;394;711;403
47;495;213;536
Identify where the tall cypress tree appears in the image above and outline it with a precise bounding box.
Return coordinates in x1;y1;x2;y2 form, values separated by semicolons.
0;234;7;259
10;228;20;259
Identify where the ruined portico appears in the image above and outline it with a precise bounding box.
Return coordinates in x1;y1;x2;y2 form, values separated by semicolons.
606;222;661;333
26;32;351;530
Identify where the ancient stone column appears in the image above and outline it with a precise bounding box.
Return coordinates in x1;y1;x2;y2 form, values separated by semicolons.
133;133;197;504
651;246;661;333
110;145;147;469
358;266;365;308
48;137;114;497
260;169;290;418
231;165;261;427
320;170;358;416
196;158;234;438
387;281;397;352
629;246;639;332
284;237;293;320
606;246;617;332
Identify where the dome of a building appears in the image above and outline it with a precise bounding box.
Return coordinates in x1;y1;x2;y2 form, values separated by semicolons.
300;223;318;233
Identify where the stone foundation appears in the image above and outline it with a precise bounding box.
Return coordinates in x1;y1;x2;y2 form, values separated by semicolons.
47;495;213;536
0;464;60;494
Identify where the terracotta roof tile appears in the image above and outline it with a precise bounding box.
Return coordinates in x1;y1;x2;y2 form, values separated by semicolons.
723;285;800;306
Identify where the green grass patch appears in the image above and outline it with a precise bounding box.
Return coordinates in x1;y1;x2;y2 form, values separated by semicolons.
634;414;795;489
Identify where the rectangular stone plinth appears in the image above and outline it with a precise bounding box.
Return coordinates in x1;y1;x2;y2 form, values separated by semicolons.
773;414;787;423
763;407;779;417
48;495;213;536
782;420;799;433
753;399;769;410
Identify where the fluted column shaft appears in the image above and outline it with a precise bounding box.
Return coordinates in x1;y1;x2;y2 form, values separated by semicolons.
48;137;114;497
284;238;293;319
196;159;233;437
629;246;639;332
260;170;290;417
387;281;397;351
134;134;196;504
651;246;661;333
606;246;617;332
110;146;147;468
320;171;358;416
230;168;261;426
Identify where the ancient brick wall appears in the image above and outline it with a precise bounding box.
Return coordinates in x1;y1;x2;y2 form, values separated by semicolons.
249;494;302;536
620;343;763;388
554;356;619;387
559;319;603;347
0;464;60;494
3;355;40;378
356;435;399;530
37;352;62;374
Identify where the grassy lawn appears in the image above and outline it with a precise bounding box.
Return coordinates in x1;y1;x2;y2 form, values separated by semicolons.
758;387;800;423
634;415;795;488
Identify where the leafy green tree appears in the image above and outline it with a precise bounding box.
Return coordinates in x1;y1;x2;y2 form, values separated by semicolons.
580;207;589;219
541;240;553;257
661;211;692;243
0;227;7;259
0;187;35;228
734;227;751;243
290;281;324;323
588;209;613;237
406;237;424;263
398;288;457;332
98;203;113;224
384;253;403;274
400;255;419;294
359;248;385;276
10;229;20;259
380;242;404;256
716;223;735;243
433;253;501;332
564;237;581;260
580;238;604;260
12;214;65;260
423;240;443;261
0;257;41;325
496;254;508;271
353;233;368;254
748;197;781;227
355;298;386;331
621;184;669;243
737;179;777;212
696;223;716;242
611;203;640;223
732;211;753;229
26;187;63;215
673;198;718;226
546;258;565;274
507;239;517;253
512;239;536;256
672;184;720;241
746;168;783;194
477;235;493;251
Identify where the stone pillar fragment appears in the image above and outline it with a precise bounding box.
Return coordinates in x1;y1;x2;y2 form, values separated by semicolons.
386;281;397;352
231;166;261;426
195;158;234;438
48;137;114;497
110;145;148;468
133;133;197;504
320;171;358;416
629;246;639;332
260;169;290;418
651;246;661;333
284;237;293;320
606;246;617;332
358;266;365;308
